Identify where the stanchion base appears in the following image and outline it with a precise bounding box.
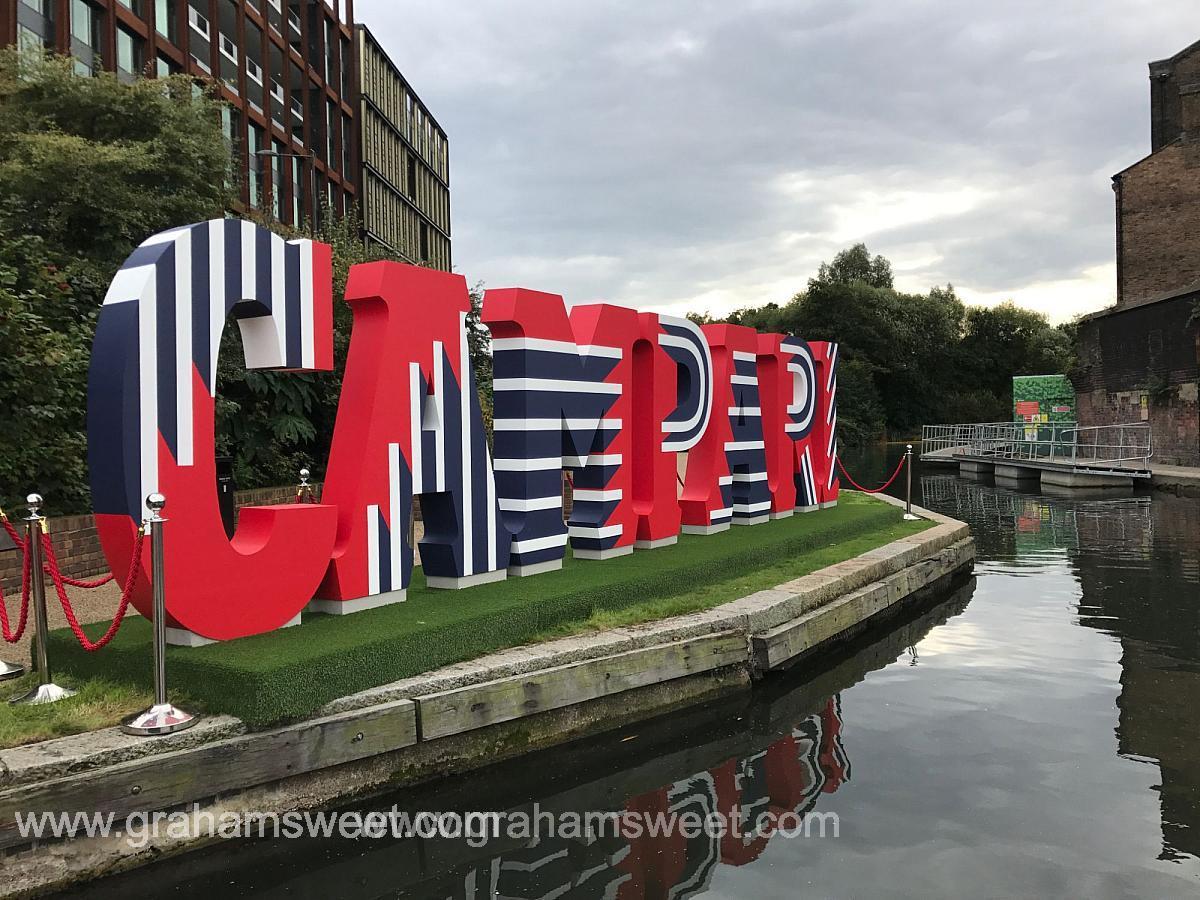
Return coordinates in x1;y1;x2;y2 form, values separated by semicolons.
903;514;921;521
121;703;199;736
10;682;77;706
0;660;25;682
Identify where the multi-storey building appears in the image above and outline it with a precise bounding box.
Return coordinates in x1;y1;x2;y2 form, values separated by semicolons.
2;1;453;269
356;24;450;270
3;0;359;228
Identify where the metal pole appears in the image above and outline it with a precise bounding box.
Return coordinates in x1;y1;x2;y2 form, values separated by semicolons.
10;495;76;705
903;445;919;521
122;494;198;736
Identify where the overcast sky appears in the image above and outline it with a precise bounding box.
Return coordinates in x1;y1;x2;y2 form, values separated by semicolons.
356;0;1194;323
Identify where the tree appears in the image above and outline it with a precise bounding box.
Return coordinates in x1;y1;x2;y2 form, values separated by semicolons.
810;243;894;290
0;229;91;512
0;48;232;277
0;49;233;514
694;246;1075;445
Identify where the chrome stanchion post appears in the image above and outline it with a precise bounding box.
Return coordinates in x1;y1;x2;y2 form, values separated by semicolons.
10;495;76;704
122;494;198;736
903;445;920;521
298;467;313;503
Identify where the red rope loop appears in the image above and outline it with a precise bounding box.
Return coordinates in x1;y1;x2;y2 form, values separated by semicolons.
1;514;24;551
836;454;908;494
53;572;116;589
44;528;145;652
0;532;32;644
6;512;118;588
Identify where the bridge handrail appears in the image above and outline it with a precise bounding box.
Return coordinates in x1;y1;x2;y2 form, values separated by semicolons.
1058;423;1153;467
921;422;1010;457
922;420;1152;470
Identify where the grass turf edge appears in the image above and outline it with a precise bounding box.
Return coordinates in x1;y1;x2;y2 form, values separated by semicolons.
46;494;929;726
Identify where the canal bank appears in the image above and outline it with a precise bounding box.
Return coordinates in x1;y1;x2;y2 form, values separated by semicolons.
0;493;974;896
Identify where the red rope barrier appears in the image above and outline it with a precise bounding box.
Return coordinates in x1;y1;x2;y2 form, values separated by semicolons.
54;572;116;589
1;514;24;551
836;454;908;494
44;528;145;652
5;510;119;588
0;534;31;644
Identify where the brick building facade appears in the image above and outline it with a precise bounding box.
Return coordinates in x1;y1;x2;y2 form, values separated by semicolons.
1072;38;1200;467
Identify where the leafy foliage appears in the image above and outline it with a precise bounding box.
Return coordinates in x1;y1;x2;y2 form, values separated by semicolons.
717;244;1075;444
0;49;232;514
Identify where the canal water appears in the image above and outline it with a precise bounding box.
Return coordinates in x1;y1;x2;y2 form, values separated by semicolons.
65;447;1200;899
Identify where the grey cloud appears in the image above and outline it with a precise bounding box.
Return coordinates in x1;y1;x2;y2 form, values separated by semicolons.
356;0;1194;320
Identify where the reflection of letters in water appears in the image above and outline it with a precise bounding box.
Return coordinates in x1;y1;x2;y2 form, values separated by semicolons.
442;697;850;900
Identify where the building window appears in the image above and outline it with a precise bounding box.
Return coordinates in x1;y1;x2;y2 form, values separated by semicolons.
116;0;145;16
117;26;143;78
16;0;55;59
155;0;177;43
326;99;336;167
71;0;93;44
270;140;284;221
70;0;104;75
17;22;43;51
291;155;303;225
221;104;241;190
339;35;350;98
248;123;264;209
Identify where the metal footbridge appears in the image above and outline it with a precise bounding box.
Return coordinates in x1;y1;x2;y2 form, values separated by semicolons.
919;422;1153;488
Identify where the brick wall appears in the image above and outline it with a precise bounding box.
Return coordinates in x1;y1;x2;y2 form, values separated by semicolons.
0;514;109;597
1075;385;1199;467
1116;141;1200;307
1073;295;1200;467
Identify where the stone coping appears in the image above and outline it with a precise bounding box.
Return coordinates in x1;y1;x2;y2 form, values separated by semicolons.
0;494;970;792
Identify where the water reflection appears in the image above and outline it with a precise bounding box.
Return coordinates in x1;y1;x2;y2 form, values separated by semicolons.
67;582;976;900
917;466;1200;870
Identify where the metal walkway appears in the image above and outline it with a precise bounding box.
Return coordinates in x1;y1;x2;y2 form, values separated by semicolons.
920;422;1153;486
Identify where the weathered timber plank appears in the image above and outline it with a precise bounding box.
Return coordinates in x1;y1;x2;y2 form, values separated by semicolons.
0;699;416;851
753;539;972;670
416;632;747;741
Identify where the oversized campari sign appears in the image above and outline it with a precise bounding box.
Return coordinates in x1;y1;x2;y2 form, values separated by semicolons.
87;220;840;644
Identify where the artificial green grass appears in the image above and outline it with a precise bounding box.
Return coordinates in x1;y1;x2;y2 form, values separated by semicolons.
48;493;929;726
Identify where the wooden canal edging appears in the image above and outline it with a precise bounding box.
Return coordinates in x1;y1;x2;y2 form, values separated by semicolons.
0;494;973;897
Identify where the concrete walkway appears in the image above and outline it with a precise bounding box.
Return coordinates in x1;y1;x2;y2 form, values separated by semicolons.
1151;464;1200;496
